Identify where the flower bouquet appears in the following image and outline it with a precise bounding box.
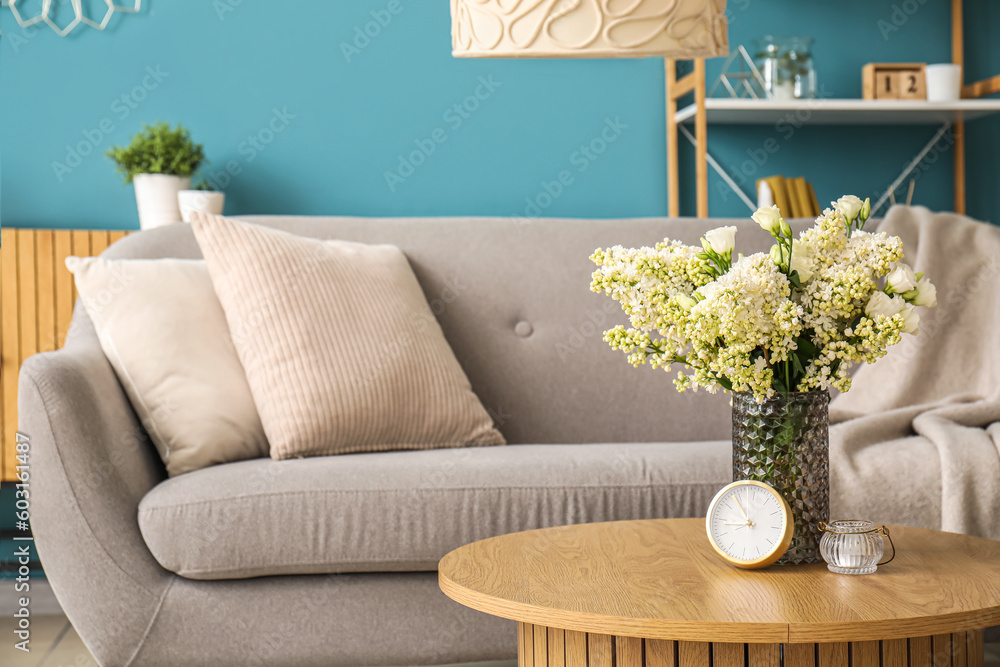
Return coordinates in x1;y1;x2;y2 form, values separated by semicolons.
589;196;937;563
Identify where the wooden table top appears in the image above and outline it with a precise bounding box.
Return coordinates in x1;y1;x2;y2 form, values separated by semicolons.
438;518;1000;644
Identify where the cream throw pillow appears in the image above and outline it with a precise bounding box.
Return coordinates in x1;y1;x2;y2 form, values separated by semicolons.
190;213;505;459
66;257;269;476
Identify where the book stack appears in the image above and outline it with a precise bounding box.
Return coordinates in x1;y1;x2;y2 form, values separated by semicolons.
756;176;822;219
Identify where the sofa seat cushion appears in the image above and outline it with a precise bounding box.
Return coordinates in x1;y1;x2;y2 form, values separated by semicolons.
138;442;729;580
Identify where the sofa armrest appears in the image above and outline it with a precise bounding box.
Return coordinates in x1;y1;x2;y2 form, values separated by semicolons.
19;313;172;666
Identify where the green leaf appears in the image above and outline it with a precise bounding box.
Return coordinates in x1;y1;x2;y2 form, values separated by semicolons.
794;335;820;359
790;352;805;376
717;376;733;391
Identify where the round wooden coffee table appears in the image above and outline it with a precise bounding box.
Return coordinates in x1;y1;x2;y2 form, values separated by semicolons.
439;518;1000;667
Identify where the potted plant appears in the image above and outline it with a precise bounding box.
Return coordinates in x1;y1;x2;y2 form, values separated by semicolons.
178;179;226;222
106;122;205;229
590;196;937;564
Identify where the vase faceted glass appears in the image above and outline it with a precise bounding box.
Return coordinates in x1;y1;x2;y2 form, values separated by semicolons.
732;390;830;564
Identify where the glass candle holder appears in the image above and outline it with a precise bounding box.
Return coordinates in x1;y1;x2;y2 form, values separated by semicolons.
819;520;893;575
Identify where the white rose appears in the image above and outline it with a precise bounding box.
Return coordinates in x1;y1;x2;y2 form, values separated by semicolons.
835;195;864;221
886;262;918;294
704;226;737;255
752;205;783;235
912;276;937;307
865;291;905;318
900;304;920;335
789;240;814;283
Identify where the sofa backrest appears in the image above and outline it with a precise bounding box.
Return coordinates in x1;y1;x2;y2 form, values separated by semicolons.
98;215;789;445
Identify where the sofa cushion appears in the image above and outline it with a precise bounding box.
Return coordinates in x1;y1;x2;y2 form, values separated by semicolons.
137;442;729;580
65;256;269;477
190;212;505;460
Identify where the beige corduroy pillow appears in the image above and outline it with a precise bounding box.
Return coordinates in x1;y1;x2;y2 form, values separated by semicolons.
190;212;505;460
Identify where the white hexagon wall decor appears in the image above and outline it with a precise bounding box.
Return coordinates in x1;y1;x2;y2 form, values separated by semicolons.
9;0;45;27
4;0;141;35
81;0;114;30
42;0;82;37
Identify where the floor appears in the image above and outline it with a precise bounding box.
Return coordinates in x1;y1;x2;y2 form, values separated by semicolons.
1;583;996;667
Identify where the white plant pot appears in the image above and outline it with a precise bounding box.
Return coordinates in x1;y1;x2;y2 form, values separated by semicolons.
133;174;190;229
178;190;226;222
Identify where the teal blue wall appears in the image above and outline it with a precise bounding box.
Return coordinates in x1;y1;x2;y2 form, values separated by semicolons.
1;1;997;229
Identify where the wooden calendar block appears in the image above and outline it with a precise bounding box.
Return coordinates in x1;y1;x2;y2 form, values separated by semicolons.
863;63;927;100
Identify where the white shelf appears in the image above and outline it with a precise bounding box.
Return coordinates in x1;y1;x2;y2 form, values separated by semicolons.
676;98;1000;125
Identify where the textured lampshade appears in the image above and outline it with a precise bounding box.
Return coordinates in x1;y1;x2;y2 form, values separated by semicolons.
451;0;728;59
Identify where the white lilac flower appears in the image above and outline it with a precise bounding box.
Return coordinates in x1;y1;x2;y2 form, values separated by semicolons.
590;194;934;401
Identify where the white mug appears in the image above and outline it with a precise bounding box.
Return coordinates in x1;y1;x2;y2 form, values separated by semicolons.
925;64;962;102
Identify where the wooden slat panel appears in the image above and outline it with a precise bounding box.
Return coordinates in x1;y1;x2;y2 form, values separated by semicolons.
89;230;112;257
9;231;35;482
0;228;16;483
749;644;781;667
53;230;75;347
522;624;534;667
71;230;90;302
533;623;548;667
648;639;677;667
617;636;642;667
548;627;566;667
680;641;711;667
819;643;849;667
109;230;129;244
933;634;952;667
852;641;880;667
35;231;57;353
714;643;746;667
588;633;613;667
911;637;934;667
518;622;526;667
966;630;983;667
565;630;587;666
17;230;37;366
883;639;907;667
786;643;816;667
1;228;125;482
951;633;967;667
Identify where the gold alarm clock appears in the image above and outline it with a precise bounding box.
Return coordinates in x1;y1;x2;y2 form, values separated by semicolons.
706;480;794;569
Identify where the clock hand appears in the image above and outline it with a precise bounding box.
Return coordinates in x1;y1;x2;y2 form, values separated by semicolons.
733;495;749;520
723;521;752;526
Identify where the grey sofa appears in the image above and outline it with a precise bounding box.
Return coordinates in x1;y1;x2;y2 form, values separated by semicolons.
16;215;939;666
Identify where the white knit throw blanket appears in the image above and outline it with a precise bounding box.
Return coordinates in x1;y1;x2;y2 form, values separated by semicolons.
830;205;1000;539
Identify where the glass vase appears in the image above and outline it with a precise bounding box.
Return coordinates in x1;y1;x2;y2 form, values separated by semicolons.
754;36;816;100
732;390;830;565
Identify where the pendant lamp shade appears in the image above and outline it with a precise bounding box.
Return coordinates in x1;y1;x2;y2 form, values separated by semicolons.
451;0;729;59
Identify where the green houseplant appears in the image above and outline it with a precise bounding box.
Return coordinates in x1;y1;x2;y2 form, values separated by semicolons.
106;123;205;229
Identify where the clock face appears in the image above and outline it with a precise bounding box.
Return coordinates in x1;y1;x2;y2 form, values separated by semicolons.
706;481;793;568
